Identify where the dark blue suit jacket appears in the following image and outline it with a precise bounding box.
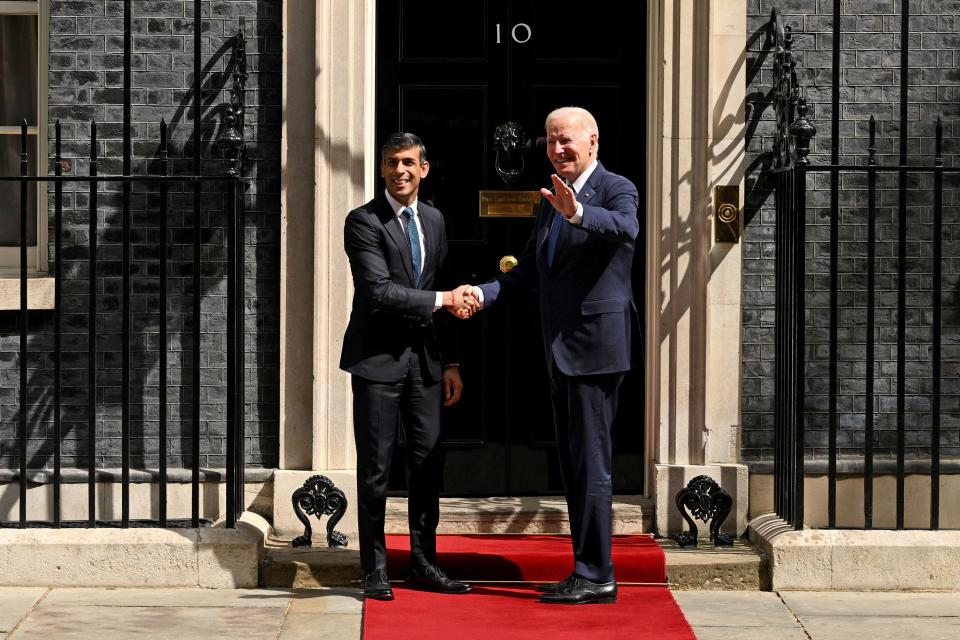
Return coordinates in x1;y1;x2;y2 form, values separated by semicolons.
479;162;640;377
340;194;455;383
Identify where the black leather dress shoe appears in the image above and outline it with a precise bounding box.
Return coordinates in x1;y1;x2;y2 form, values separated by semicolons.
537;576;617;604
535;573;577;594
407;564;472;594
363;569;394;601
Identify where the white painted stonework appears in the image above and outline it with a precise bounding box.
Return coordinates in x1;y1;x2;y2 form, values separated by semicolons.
0;512;269;588
749;513;960;591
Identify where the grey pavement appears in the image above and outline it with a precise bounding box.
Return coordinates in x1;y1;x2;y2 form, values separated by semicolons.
1;587;959;639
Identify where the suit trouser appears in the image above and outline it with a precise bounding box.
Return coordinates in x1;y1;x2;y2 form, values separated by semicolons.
352;355;443;573
549;361;625;583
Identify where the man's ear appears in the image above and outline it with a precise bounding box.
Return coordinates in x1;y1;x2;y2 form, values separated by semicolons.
420;160;430;178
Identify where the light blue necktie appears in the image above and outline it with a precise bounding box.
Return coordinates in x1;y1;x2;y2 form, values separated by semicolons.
546;180;574;268
403;206;422;287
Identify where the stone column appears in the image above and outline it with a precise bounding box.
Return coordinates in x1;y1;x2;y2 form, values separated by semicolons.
276;0;374;538
649;0;748;538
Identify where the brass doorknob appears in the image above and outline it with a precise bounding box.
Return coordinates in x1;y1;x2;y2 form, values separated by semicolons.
499;255;518;273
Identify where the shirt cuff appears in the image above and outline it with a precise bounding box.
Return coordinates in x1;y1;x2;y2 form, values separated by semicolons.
433;291;444;311
475;287;484;306
568;202;584;225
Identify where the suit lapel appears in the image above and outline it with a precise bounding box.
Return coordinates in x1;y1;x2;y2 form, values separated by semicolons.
537;202;557;263
377;196;416;286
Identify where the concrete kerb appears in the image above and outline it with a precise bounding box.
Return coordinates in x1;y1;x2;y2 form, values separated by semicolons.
0;511;270;588
749;512;960;591
200;511;272;588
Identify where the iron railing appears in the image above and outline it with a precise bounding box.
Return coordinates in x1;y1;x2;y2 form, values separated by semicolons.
769;3;957;530
0;2;248;529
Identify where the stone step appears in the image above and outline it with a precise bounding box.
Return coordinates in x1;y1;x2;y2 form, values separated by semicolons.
662;539;768;591
260;537;766;590
261;541;362;589
261;494;765;590
385;495;654;535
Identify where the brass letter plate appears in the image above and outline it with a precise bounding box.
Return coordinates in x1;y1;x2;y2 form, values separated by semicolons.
479;190;541;218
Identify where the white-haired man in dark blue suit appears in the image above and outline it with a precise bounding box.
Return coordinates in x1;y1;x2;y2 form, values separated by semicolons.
462;107;640;604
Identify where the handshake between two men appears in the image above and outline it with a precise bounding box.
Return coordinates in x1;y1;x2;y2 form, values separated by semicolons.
350;108;641;604
441;284;484;319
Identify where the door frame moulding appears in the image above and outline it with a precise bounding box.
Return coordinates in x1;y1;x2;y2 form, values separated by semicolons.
280;0;662;498
643;0;664;499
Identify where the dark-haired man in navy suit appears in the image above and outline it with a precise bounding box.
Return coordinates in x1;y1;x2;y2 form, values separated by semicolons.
341;132;478;601
464;107;640;604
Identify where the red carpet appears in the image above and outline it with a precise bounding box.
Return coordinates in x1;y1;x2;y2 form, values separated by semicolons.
385;534;667;583
366;536;690;639
363;584;695;640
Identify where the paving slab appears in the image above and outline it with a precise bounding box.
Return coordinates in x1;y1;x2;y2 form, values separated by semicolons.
691;627;809;640
279;612;363;640
0;587;47;632
11;605;285;640
781;590;960;617
800;616;960;640
671;591;802;629
40;587;293;609
287;588;363;614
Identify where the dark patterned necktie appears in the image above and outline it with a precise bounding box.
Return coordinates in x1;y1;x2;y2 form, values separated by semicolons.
403;207;422;287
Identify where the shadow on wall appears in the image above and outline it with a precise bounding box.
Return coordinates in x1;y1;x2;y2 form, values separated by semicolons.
0;7;281;522
657;3;757;465
743;23;777;226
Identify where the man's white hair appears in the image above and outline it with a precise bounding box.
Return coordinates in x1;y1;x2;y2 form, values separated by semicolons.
545;106;599;139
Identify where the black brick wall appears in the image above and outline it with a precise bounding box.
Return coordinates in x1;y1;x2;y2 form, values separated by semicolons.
0;1;280;471
744;0;960;466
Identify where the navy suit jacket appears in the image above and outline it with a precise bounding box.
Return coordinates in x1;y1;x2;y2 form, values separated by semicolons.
478;162;640;376
340;194;455;383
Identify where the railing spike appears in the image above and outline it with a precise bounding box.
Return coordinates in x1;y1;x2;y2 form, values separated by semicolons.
935;116;943;166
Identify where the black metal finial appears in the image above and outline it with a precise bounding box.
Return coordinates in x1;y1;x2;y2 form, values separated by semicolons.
20;120;28;168
217;23;248;176
935;116;943;167
54;120;62;169
159;119;169;167
790;97;817;166
771;10;804;169
90;120;98;173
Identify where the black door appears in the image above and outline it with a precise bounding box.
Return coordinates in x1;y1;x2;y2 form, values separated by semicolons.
377;0;646;496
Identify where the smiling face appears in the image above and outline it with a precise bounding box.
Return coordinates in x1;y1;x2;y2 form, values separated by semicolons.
380;145;429;205
545;113;598;183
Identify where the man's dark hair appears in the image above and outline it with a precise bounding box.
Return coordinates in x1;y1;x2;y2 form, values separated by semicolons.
380;132;427;164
